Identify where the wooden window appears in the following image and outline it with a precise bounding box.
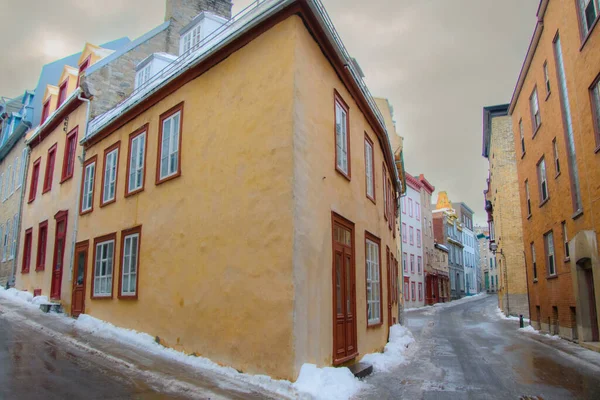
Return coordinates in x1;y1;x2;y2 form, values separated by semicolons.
101;142;120;206
28;157;41;203
411;282;416;301
61;127;78;182
80;156;97;214
21;228;33;273
365;232;382;326
364;134;375;202
543;62;551;95
519;119;525;156
418;282;423;301
119;226;141;299
590;73;600;149
41;99;50;124
36;221;48;271
334;91;350;179
530;87;541;134
409;226;414;245
403;252;407;272
402;223;407;243
552;138;560;176
410;254;415;273
126;125;148;196
43;143;57;194
383;166;388;221
537;157;549;204
77;56;90;87
57;80;68;107
577;0;599;38
417;229;421;248
92;233;116;299
157;103;184;184
525;180;532;217
545;230;556;277
135;64;152;88
562;221;570;261
531;242;537;280
404;281;409;301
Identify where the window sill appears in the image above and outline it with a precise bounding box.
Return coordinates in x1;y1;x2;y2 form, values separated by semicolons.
595;144;600;154
27;198;35;204
42;187;51;195
564;257;570;263
118;294;138;300
532;123;542;138
527;213;532;220
91;295;113;300
580;17;600;51
521;151;526;160
125;187;144;198
80;208;93;216
555;171;561;179
156;171;182;186
367;194;376;205
533;279;538;283
60;175;73;184
35;267;45;272
546;274;558;280
539;198;549;208
100;198;116;208
572;209;584;220
334;167;351;182
367;321;383;329
545;91;551;101
21;270;30;274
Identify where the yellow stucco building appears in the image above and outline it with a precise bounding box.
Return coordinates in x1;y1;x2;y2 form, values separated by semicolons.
69;0;401;380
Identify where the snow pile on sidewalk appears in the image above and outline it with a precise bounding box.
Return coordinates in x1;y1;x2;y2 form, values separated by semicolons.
0;288;36;307
519;324;561;340
293;364;366;400
406;293;488;313
360;325;415;372
495;307;530;322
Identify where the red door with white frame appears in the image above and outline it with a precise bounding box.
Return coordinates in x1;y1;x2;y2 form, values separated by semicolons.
50;211;68;300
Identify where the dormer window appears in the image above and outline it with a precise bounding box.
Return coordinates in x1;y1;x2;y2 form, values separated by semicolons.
179;12;227;56
134;53;177;90
181;26;202;54
136;64;152;88
41;100;50;124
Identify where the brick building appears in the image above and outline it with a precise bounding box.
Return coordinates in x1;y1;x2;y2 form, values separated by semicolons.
508;0;600;346
482;104;529;318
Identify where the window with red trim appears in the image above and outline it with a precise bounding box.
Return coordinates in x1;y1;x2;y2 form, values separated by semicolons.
41;100;50;124
402;223;407;243
417;229;421;248
36;221;48;271
404;281;409;301
411;282;416;301
156;103;184;184
43;144;57;193
403;252;407;272
364;134;375;202
119;226;142;299
62;127;78;182
334;91;350;179
28;158;41;203
77;57;90;87
409;226;414;245
418;256;422;274
418;282;423;301
57;80;68;107
410;254;415;273
21;228;33;273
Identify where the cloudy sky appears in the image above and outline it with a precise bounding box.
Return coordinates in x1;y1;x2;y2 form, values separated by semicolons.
0;0;539;225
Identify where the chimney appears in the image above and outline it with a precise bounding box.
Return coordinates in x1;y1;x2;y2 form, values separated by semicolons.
165;0;233;29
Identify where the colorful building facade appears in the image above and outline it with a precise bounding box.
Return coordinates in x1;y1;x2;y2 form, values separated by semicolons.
401;175;424;308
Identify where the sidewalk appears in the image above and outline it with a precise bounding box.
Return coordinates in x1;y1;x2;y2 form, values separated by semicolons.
0;297;297;400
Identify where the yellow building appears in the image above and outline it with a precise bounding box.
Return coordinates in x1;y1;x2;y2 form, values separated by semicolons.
16;44;114;310
72;0;401;380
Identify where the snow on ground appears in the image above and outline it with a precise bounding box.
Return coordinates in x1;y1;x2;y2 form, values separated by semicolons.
360;325;415;372
495;307;530;323
518;324;561;340
0;287;416;400
405;293;488;313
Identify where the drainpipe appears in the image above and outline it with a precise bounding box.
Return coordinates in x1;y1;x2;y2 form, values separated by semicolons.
9;143;30;288
523;249;532;322
67;94;89;280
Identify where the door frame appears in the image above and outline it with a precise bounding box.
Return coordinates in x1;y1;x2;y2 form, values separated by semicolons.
331;212;358;365
50;210;68;300
71;240;89;317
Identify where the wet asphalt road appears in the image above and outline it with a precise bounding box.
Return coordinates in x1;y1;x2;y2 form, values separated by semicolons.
0;313;178;400
361;295;600;400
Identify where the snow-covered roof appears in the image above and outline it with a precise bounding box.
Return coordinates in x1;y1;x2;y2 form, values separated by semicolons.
435;243;449;252
136;52;178;71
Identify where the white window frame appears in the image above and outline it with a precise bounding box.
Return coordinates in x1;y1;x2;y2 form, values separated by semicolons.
335;100;349;175
365;239;381;325
578;0;599;36
135;64;152;89
3;218;11;261
121;233;140;297
544;62;551;94
94;240;115;297
159;111;181;180
82;161;95;212
364;139;374;199
10;214;17;260
546;231;556;276
128;131;146;193
562;221;570;260
103;148;118;204
538;158;548;202
530;88;541;132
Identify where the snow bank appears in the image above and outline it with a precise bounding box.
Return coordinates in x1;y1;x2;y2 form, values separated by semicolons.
495;307;530;322
0;287;37;307
518;325;561;340
360;325;415;372
293;364;365;400
405;293;488;313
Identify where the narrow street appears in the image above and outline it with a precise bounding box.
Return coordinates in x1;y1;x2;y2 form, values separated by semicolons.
361;295;600;400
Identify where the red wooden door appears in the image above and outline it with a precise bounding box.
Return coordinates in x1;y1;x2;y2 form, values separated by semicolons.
387;248;392;329
50;211;68;300
585;269;599;342
71;241;88;317
332;214;357;364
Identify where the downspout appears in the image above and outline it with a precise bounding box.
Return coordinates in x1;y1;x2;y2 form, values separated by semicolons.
523;249;532;323
9;141;30;288
67;94;90;281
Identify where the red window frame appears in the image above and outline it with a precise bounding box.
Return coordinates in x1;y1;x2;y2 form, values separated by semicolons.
156;102;184;185
410;254;415;273
409;226;414;245
383;164;388;221
61;127;79;183
57;80;68;107
417;229;421;248
28;157;41;203
125;124;149;197
333;90;351;180
118;225;142;299
21;228;33;273
418;282;423;301
418;256;422;274
100;141;121;207
77;55;90;87
41;99;50;124
402;196;406;214
411;282;416;301
91;232;117;300
42;143;57;194
408;198;413;217
404;278;409;301
36;220;48;271
364;133;375;203
403;252;407;272
80;155;97;215
402;223;407;243
416;202;420;221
